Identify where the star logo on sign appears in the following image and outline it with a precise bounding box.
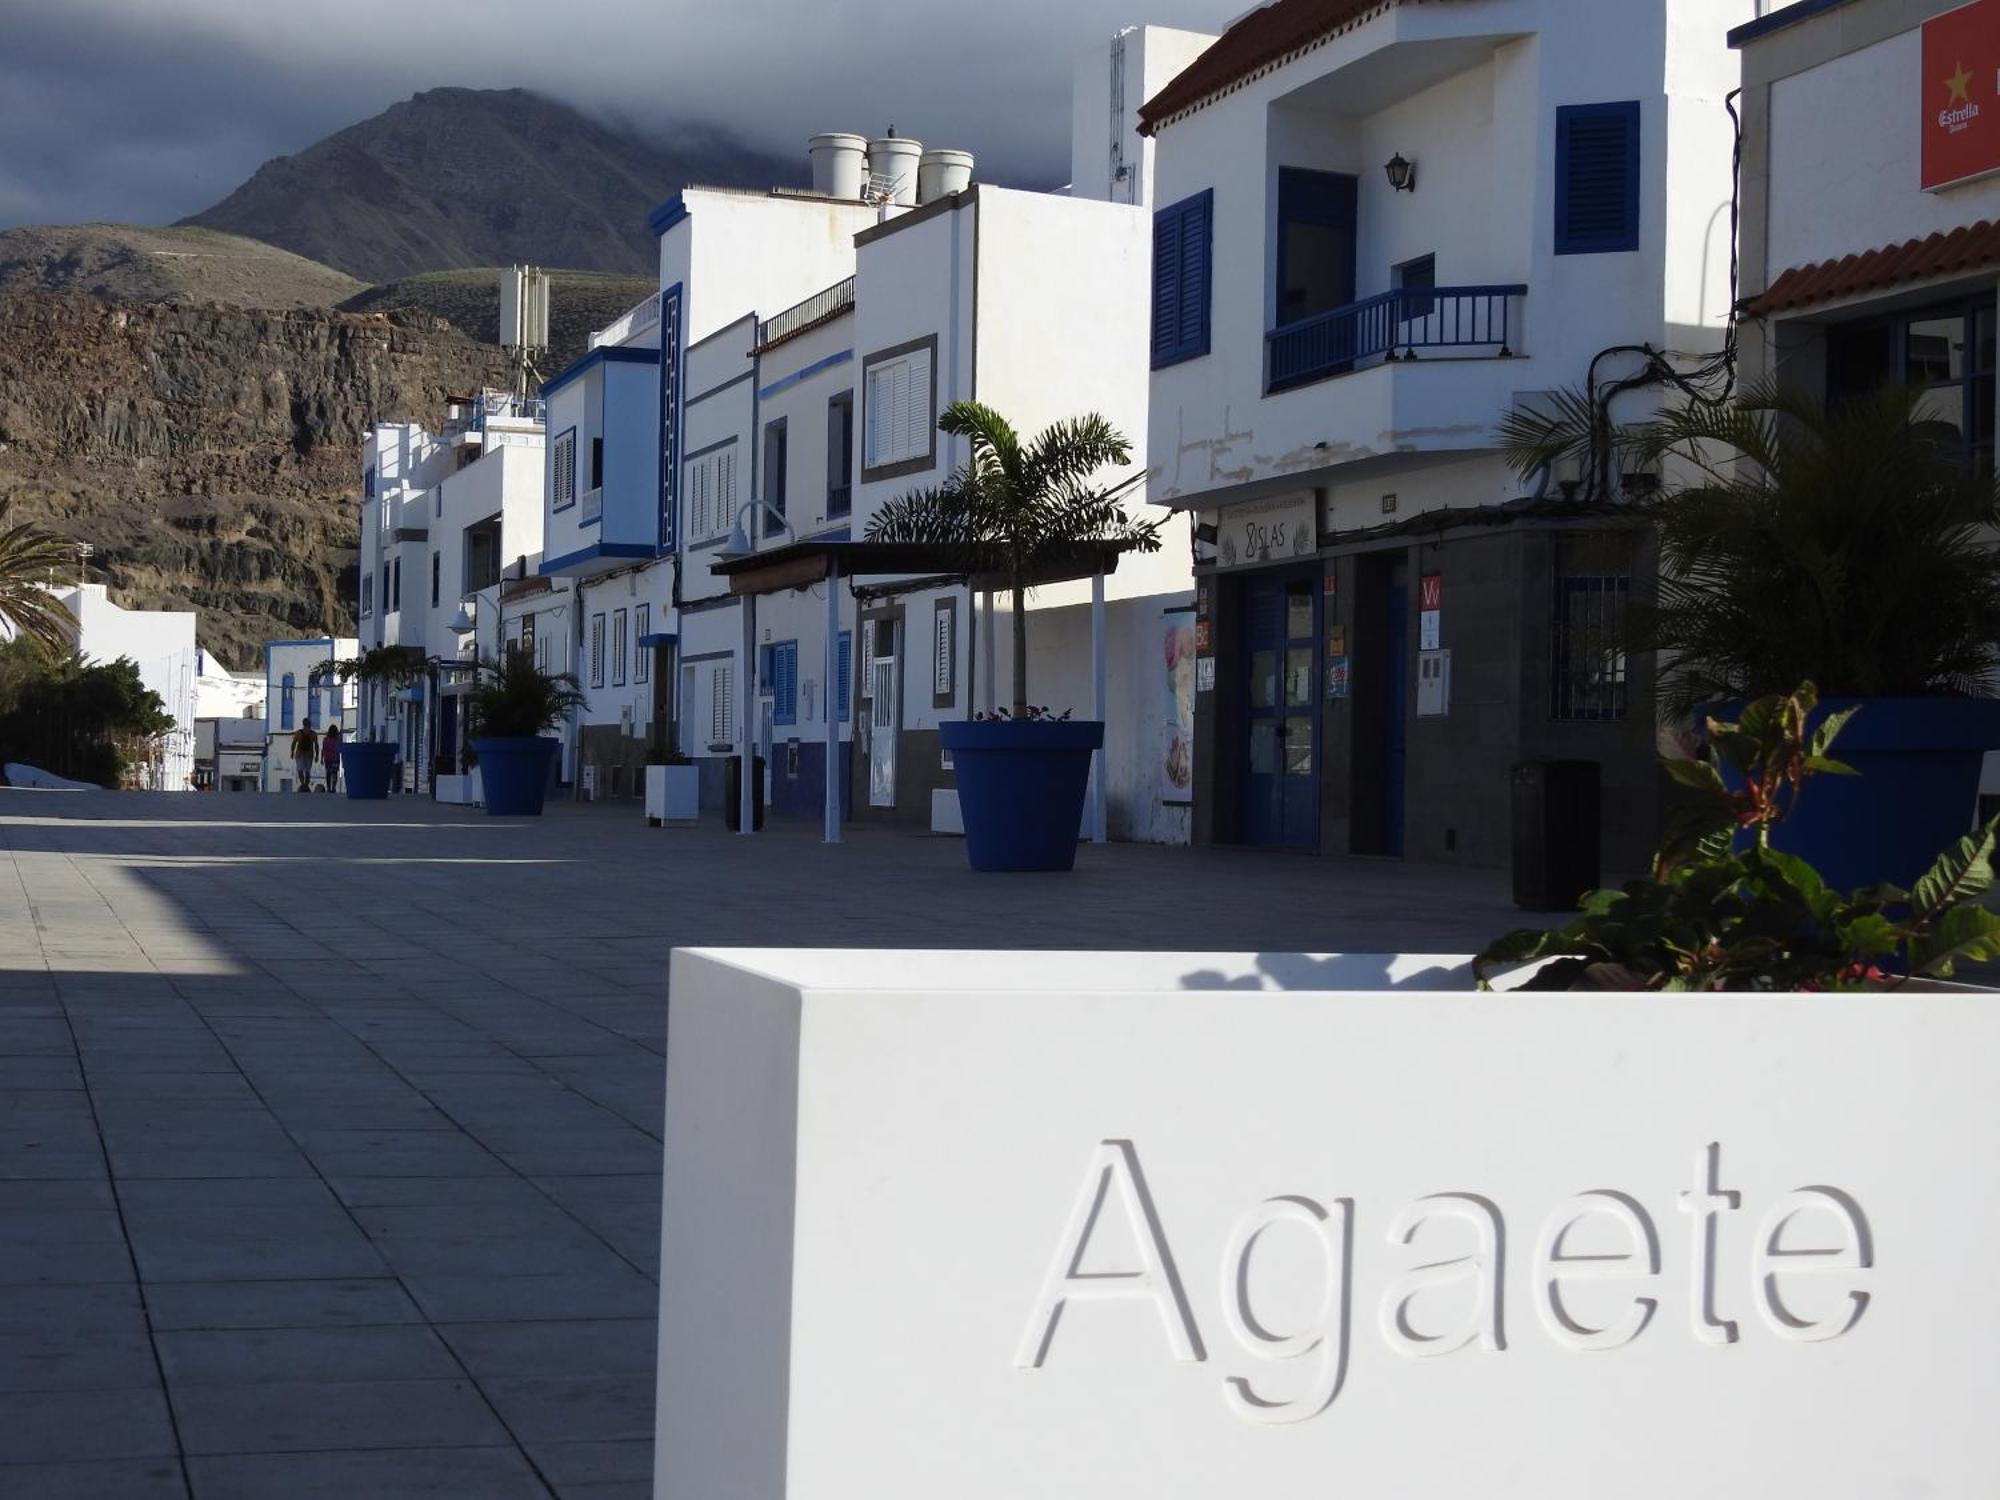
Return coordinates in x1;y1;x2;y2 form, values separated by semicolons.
1945;60;1974;105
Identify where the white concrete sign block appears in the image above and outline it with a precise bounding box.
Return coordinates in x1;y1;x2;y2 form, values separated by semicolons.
657;949;2000;1499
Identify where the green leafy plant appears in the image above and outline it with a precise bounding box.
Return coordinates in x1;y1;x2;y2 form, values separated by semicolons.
1501;383;2000;713
464;649;584;740
864;401;1163;716
0;509;80;654
309;645;427;691
1476;683;2000;991
0;637;173;787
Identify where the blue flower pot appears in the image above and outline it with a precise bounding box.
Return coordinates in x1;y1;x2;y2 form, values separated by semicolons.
941;719;1103;872
473;736;559;816
1709;696;2000;893
339;742;396;800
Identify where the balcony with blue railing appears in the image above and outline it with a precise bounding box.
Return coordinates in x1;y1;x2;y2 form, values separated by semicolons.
1265;284;1525;394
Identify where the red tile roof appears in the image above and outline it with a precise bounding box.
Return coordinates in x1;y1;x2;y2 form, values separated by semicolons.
1743;219;2000;316
1138;0;1403;134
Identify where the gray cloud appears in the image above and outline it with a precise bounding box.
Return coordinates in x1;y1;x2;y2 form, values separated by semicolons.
0;0;1224;230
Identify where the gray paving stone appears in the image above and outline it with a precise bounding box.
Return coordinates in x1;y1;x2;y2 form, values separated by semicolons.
157;1325;459;1384
324;1175;550;1210
144;1278;425;1333
473;1374;653;1444
400;1270;658;1326
184;1446;548;1500
169;1375;510;1455
0;1385;178;1463
294;1129;510;1179
0;1458;188;1498
0;1239;136;1285
0;1283;153;1392
525;1439;651;1487
437;1320;654;1379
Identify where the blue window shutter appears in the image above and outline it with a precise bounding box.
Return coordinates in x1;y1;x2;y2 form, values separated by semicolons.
837;632;852;722
1556;102;1640;255
773;642;798;726
1152;190;1212;368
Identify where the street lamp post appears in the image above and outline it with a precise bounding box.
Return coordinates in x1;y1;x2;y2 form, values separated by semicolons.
716;502;793;838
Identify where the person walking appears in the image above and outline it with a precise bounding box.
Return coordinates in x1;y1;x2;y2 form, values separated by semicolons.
321;720;344;795
289;719;318;793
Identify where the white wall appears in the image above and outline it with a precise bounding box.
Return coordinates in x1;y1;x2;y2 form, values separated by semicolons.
1070;25;1217;207
60;584;199;790
662;190;880;345
1766;26;2000;274
1145;0;1750;506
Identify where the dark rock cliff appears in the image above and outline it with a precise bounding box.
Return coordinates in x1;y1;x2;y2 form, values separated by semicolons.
0;295;510;668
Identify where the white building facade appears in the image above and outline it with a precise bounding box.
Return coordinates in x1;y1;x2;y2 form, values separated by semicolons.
260;636;357;792
357;391;547;794
53;583;200;790
1141;0;1752;870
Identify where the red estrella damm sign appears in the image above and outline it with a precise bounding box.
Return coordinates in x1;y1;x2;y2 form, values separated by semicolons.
1921;0;2000;191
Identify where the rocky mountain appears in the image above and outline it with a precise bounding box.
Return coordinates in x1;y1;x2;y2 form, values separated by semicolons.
180;87;796;282
0;224;366;310
0;296;509;668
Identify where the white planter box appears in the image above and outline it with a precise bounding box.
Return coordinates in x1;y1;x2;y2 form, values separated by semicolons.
659;948;2000;1499
645;764;699;825
434;770;481;806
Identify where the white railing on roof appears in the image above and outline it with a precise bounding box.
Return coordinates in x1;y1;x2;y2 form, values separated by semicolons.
758;277;856;349
591;292;663;350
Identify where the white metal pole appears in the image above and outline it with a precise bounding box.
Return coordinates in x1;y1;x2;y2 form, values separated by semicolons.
739;594;757;835
1091;570;1107;843
980;588;997;713
823;563;841;844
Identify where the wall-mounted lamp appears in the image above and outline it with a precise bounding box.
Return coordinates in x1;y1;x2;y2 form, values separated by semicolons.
1384;153;1417;193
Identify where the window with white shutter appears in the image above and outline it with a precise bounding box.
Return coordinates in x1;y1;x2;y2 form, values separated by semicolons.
932;598;956;705
684;442;741;543
710;662;735;745
861;338;937;477
589;613;605;689
634;604;651;685
612;609;628;688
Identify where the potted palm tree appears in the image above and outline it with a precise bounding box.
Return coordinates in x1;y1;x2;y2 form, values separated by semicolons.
464;648;584;816
311;645;425;799
1504;381;2000;891
865;402;1162;871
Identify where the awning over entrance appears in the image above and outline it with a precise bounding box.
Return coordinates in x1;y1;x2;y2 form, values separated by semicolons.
706;538;1136;847
1743;218;2000;317
706;538;1134;595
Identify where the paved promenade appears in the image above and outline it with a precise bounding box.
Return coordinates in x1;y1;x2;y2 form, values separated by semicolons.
0;789;1527;1499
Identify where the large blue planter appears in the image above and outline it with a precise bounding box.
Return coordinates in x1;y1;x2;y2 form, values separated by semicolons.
1710;696;2000;893
339;742;396;800
941;719;1102;872
473;736;559;816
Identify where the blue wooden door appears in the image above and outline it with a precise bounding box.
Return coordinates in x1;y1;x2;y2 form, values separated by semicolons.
1241;572;1319;850
1381;567;1409;857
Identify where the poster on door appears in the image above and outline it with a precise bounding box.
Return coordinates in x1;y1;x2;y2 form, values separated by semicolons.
1161;615;1197;803
1922;0;2000;191
1419;572;1443;651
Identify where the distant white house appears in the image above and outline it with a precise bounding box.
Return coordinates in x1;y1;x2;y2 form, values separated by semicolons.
261;636;357;792
356;390;547;792
50;583;200;789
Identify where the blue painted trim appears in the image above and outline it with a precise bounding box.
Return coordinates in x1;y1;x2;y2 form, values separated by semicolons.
550;426;578;511
757;348;853;402
687;369;756;407
684;434;739;463
659;281;684;556
540;344;660;401
1728;0;1853;46
648;194;688;237
264;637;336;649
538;541;657;576
637;632;677;647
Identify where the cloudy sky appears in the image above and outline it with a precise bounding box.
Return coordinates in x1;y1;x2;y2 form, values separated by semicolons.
0;0;1228;229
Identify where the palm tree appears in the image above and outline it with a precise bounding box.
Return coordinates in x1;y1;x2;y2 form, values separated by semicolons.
863;402;1163;717
0;510;79;653
1501;381;2000;713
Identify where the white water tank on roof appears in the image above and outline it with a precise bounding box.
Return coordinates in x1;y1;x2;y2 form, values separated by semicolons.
809;133;867;199
917;149;974;204
867;134;923;206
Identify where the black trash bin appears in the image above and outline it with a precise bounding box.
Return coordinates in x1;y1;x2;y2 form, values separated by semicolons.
1511;759;1601;911
724;755;766;832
